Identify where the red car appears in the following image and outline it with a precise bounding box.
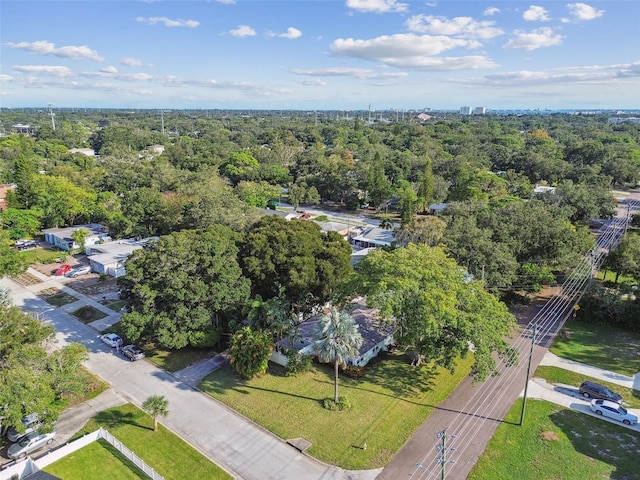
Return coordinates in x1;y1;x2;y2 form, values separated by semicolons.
54;264;72;276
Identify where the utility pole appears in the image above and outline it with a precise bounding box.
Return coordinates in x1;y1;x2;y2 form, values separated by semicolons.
436;428;457;480
520;324;537;426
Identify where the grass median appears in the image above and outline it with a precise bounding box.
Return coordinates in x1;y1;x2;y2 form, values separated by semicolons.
199;351;474;470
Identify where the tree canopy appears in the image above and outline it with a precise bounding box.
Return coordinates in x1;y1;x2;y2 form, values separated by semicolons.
344;244;516;381
119;225;250;348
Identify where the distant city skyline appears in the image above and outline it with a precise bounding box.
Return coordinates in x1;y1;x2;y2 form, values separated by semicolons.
1;1;638;110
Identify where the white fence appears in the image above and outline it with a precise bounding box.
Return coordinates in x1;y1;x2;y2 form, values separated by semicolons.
0;428;164;480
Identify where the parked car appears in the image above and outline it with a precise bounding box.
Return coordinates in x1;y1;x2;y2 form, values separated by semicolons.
66;265;92;277
14;239;37;251
590;399;638;425
121;344;145;361
7;413;40;442
579;381;623;403
7;431;56;459
101;333;124;348
54;264;72;276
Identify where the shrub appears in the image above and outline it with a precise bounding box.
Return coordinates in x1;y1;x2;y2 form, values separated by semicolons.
284;351;313;376
322;396;352;411
342;364;366;378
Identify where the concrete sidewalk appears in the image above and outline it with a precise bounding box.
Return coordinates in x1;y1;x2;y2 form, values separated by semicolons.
539;351;640;390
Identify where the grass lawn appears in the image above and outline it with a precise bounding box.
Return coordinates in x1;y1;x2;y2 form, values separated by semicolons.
63;403;231;480
41;290;79;307
100;298;127;311
20;247;64;264
103;321;217;372
534;366;640;408
551;319;640;377
44;440;151;480
200;351;474;470
70;305;108;323
468;398;640;480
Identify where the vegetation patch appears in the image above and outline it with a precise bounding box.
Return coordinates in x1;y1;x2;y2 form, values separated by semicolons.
533;365;640;408
70;305;108;323
469;399;640;480
552;320;640;377
44;439;150;480
20;248;64;265
63;404;231;480
40;289;78;307
100;298;127;311
200;352;474;470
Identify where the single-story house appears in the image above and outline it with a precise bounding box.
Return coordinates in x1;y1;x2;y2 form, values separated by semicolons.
86;237;157;277
316;221;352;237
533;184;556;195
42;224;111;252
68;148;95;156
351;226;395;249
273;299;395;368
429;202;449;214
350;247;376;266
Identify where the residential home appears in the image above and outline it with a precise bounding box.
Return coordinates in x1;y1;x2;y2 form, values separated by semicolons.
273;299;395;368
351;226;395;249
69;148;96;156
86;237;157;277
42;224;111;251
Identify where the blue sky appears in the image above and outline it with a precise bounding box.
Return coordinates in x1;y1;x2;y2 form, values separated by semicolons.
1;1;638;110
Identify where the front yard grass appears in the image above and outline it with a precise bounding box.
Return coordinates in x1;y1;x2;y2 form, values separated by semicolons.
534;365;640;408
70;305;108;323
59;403;231;480
40;289;78;307
44;439;150;480
551;319;640;377
20;247;64;265
200;351;474;470
468;398;640;480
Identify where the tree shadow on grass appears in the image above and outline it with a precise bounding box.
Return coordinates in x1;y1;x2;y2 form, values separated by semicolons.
94;409;152;431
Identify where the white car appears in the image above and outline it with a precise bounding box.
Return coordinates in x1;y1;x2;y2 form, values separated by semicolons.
101;333;124;348
590;399;638;425
7;431;56;459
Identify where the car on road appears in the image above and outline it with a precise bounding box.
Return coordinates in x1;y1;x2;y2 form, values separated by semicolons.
7;431;56;459
101;333;124;348
121;344;145;361
590;399;638;425
66;265;92;277
579;381;623;403
6;413;40;442
54;264;72;276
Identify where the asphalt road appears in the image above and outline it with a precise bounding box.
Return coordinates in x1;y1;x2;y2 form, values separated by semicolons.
1;276;381;480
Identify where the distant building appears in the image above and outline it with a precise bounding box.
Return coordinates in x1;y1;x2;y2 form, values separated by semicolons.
533;184;556;195
69;148;96;156
460;106;472;115
473;106;487;115
13;124;33;134
42;224;111;251
608;117;640;124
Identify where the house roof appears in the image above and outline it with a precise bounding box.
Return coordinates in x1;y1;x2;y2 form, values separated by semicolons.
88;237;157;266
351;226;395;246
42;223;108;240
282;300;395;359
316;221;350;234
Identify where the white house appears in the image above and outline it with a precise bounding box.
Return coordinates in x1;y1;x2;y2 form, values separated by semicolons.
273;299;395;368
533;184;556;195
351;226;395;249
86;237;157;277
42;224;111;252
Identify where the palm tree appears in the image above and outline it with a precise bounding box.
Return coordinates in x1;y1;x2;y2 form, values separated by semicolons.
379;216;394;230
313;307;363;404
142;395;169;431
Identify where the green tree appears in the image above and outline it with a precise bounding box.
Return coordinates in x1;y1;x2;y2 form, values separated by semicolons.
241;216;352;316
0;228;28;277
119;225;250;348
71;228;90;254
346;245;516;381
397;180;418;228
395;215;446;247
235;181;281;208
0;208;43;239
603;234;640;284
142;395;169;431
222;152;260;185
312;307;363;403
228;326;273;379
417;156;434;213
367;152;391;209
47;343;89;399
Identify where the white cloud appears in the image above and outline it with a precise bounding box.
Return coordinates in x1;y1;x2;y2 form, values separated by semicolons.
136;16;199;28
484;7;500;16
121;57;144;67
345;0;409;13
566;3;604;21
101;66;118;74
229;25;257;37
523;5;550;21
292;67;408;79
267;27;302;39
6;40;104;61
297;78;327;86
503;28;564;50
12;65;73;77
406;15;503;39
384;55;496;71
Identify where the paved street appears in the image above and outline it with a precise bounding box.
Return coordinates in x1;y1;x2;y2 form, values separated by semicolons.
1;274;381;480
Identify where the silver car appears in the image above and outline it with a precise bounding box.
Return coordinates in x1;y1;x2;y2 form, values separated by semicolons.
7;431;56;459
66;265;92;277
7;413;40;442
590;399;638;425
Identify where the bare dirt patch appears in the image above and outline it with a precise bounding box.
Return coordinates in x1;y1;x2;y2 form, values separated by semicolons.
540;430;560;442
